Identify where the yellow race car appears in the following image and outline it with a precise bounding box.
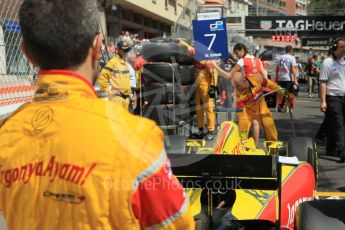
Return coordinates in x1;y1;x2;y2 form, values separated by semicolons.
169;121;318;230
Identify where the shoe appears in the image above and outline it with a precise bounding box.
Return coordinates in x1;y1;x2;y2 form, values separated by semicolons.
276;107;283;112
286;107;294;113
205;130;217;141
190;132;205;139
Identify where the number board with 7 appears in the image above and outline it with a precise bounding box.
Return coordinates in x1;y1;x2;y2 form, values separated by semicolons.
192;18;228;61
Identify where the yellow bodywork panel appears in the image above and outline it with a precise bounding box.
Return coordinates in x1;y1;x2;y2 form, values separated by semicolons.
213;121;245;154
232;165;296;220
186;188;202;216
233;189;275;219
213;121;267;155
186;139;206;147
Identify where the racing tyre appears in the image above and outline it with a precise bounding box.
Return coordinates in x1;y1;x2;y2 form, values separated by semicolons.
287;137;318;183
179;65;195;85
143;63;180;83
142;43;190;63
181;85;196;103
143;82;186;105
188;101;196;117
295;200;345;230
142;103;190;126
178;53;195;65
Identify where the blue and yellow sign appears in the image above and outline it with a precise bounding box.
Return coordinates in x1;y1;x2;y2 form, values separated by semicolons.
192;18;228;60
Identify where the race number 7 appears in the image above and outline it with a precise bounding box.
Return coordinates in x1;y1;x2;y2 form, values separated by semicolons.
204;33;216;50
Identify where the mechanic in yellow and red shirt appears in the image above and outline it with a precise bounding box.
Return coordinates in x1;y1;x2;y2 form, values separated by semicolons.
98;41;132;110
212;43;273;144
212;43;268;80
232;72;282;145
0;1;195;229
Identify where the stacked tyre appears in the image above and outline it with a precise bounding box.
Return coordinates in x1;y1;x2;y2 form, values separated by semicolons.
141;42;195;127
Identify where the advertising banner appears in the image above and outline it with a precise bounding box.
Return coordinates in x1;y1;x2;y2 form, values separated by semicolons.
245;16;345;37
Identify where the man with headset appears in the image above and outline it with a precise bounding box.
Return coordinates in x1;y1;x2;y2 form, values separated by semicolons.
319;37;345;162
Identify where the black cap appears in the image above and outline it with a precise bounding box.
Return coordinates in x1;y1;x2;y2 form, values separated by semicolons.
117;41;131;52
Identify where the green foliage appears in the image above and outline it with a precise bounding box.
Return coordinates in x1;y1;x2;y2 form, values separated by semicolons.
308;0;345;15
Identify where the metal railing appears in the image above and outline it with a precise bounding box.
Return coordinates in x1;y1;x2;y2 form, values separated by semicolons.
0;0;35;119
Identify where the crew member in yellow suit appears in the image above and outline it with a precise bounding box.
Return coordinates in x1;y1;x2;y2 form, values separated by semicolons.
177;39;218;140
232;72;282;145
98;41;131;109
194;60;218;140
0;0;195;229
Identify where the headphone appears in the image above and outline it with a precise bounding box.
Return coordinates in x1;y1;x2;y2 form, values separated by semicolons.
331;37;345;59
332;39;338;51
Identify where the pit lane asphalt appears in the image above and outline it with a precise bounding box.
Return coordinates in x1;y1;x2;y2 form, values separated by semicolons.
270;82;345;192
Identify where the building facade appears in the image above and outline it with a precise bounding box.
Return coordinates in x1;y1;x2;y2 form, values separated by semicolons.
248;0;307;16
248;0;287;16
285;0;296;15
295;0;308;16
100;0;192;40
226;0;251;32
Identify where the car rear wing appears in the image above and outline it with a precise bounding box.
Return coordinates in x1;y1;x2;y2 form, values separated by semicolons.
168;154;279;190
168;153;294;228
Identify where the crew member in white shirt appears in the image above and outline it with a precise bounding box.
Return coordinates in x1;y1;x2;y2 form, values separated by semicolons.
319;37;345;162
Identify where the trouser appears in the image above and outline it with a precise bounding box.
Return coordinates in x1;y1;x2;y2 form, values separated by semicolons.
325;95;345;154
109;95;130;110
195;84;215;132
237;99;278;141
133;89;141;115
278;81;295;108
308;76;317;95
315;112;327;140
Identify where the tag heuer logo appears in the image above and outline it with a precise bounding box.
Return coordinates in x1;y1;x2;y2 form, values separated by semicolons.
260;20;272;29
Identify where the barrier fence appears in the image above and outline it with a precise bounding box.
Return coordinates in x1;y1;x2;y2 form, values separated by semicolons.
0;0;35;119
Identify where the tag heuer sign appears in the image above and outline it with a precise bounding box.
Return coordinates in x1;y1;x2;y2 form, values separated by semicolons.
260;20;272;30
246;16;345;37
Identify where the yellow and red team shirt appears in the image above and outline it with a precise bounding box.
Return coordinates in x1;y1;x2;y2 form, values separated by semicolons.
236;75;280;108
194;60;218;86
237;55;263;79
0;70;194;230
